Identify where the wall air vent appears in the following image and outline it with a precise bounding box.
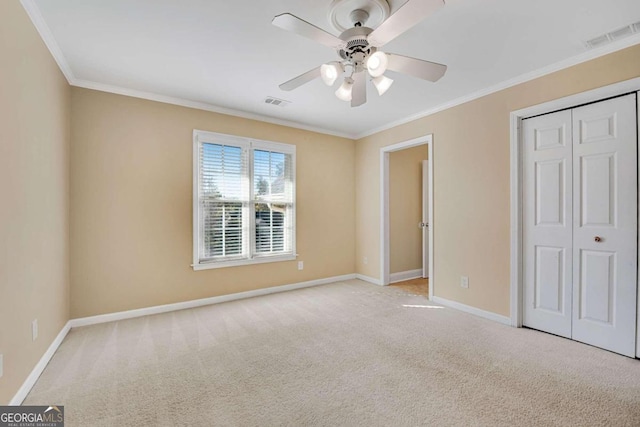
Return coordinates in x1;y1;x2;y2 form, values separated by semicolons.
584;21;640;49
264;97;291;107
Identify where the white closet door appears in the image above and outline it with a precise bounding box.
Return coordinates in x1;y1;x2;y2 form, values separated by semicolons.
523;110;573;338
571;94;637;357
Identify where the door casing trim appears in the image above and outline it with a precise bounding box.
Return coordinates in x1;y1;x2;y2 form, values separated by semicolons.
509;77;640;358
380;135;433;300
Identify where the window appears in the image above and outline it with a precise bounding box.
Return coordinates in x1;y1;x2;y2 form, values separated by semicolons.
192;130;296;270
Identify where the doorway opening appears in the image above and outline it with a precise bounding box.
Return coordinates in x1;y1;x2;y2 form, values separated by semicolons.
380;135;434;300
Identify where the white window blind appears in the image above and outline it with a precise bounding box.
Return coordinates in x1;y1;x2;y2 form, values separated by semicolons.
199;143;247;260
253;149;294;256
193;131;296;270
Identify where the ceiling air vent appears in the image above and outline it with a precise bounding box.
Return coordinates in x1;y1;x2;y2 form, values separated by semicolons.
608;25;634;41
585;34;610;49
584;21;640;49
264;97;291;107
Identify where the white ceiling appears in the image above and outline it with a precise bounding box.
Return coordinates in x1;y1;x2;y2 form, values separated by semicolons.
27;0;640;138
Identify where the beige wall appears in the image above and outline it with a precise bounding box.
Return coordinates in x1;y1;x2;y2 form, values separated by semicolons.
356;44;640;317
70;88;355;318
389;145;428;274
3;0;640;402
0;2;71;404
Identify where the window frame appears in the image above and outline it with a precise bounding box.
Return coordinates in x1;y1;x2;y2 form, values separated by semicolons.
192;130;296;271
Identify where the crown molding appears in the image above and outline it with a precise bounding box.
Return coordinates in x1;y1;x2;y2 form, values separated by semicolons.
19;0;355;140
21;0;640;142
20;0;75;83
354;34;640;140
71;79;355;139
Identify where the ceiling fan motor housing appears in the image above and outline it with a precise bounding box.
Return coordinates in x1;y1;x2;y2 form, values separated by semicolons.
338;26;376;71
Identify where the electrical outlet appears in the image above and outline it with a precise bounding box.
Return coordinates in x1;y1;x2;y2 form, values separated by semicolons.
363;257;368;265
32;319;38;341
461;276;469;289
297;261;304;270
0;353;3;378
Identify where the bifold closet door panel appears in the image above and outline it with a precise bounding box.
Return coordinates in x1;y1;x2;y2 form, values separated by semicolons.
571;94;638;357
522;110;573;338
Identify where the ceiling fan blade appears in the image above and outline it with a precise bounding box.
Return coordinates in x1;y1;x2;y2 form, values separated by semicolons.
279;66;322;91
272;13;345;50
351;72;367;107
387;53;447;82
367;0;444;47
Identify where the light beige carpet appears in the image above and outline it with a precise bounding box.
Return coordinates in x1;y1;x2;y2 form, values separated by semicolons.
25;279;640;426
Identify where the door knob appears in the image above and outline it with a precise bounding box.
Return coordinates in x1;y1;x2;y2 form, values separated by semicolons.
594;236;602;242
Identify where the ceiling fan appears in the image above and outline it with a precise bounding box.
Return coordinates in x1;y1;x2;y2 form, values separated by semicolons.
272;0;447;107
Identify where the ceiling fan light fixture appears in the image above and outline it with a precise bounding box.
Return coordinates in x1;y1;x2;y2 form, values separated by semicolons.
272;1;449;107
372;74;394;96
335;77;354;102
320;61;344;86
366;51;388;78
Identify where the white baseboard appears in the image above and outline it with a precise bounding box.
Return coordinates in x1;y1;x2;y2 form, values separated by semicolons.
10;274;357;405
10;321;71;405
70;274;357;328
355;274;383;286
389;269;423;284
431;296;512;326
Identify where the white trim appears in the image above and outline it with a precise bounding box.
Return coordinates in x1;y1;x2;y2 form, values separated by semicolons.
355;37;640;139
69;274;356;328
427;141;434;300
72;79;353;139
10;273;356;404
21;0;640;141
431;297;512;326
510;79;640;348
192;130;297;270
10;321;71;405
20;0;75;83
380;136;434;299
389;269;423;284
421;159;429;279
381;151;390;286
193;255;297;271
70;36;640;142
509;111;523;327
355;274;383;286
637;91;640;359
192;130;200;271
510;77;640;120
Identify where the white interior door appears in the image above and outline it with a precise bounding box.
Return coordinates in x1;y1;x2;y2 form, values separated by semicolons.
523;110;573;338
571;95;637;357
422;160;430;278
523;94;638;356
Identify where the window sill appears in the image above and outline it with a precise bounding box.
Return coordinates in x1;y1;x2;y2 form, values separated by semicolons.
192;254;297;271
